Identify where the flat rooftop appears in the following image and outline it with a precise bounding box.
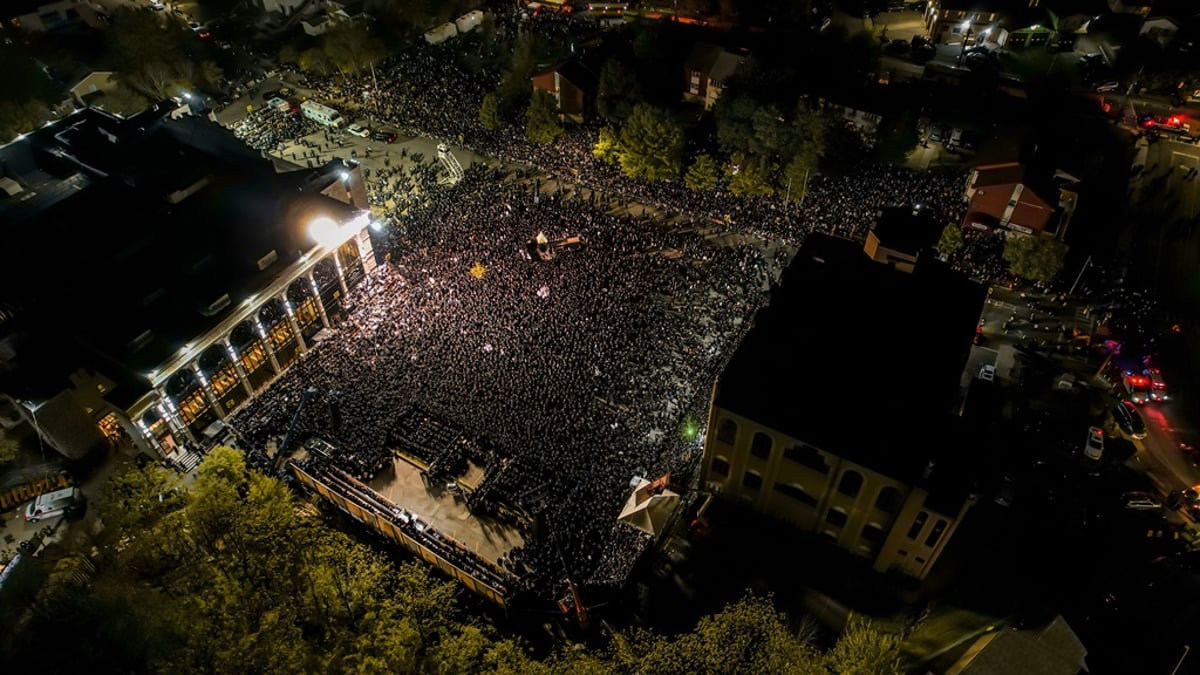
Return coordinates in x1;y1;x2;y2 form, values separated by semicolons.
716;234;986;484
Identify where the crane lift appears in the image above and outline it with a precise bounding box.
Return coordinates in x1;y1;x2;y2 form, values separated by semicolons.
272;387;318;474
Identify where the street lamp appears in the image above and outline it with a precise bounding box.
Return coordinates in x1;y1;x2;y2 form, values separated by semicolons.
957;21;974;66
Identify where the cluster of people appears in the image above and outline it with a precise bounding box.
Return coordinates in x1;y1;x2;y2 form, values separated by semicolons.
223;10;987;600
231;168;776;598
230;105;323;153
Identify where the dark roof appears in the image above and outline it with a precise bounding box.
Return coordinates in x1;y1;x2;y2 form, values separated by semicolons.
684;43;724;74
715;235;986;488
0;0;56;20
870;206;943;258
0;104;357;404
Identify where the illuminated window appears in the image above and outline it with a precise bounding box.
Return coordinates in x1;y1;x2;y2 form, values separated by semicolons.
750;432;773;460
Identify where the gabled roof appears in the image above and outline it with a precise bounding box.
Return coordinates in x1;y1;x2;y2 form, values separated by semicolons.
946;615;1088;674
973;162;1029;188
709;51;746;83
684;43;723;74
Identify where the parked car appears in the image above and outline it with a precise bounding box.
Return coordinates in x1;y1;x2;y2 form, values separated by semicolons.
1121;491;1163;511
372;129;398;143
978;364;996;382
1113;400;1147;439
1095;81;1120;93
347;123;370;138
1084;426;1104;460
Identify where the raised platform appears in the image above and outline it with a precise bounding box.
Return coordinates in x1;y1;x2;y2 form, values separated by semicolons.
368;457;524;566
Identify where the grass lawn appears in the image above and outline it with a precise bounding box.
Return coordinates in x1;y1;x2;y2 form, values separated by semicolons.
897;603;1005;672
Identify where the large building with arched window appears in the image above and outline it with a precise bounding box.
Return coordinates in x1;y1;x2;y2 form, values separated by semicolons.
0;103;376;467
701;234;986;580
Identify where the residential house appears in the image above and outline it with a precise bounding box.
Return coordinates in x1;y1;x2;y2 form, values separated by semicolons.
532;59;599;122
1107;0;1153;15
925;0;1014;44
946;615;1089;674
68;71;119;109
2;0;103;32
963;161;1076;236
1140;15;1180;45
701;234;985;581
683;43;747;109
254;0;309;14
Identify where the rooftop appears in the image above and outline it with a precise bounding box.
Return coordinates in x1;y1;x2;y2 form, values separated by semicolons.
715;235;986;487
870;206;943;258
0;105;360;404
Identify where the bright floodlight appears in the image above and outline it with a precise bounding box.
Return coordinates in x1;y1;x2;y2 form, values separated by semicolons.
339;170;351;181
309;216;341;247
369;219;383;232
961;20;970;30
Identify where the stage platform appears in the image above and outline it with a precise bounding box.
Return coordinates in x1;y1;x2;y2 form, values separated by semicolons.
368;457;525;565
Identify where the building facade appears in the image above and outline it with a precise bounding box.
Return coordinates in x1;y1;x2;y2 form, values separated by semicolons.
702;406;974;580
0;104;377;467
698;235;985;581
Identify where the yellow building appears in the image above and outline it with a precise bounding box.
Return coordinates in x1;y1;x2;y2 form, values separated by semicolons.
700;234;986;580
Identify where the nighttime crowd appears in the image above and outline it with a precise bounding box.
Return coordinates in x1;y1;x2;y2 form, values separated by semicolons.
225;9;980;599
231;167;775;596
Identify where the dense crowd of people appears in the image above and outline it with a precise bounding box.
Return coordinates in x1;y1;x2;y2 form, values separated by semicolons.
232;167;776;597
225;9;984;601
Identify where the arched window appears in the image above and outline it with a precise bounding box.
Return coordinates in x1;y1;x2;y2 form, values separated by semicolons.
874;486;903;514
716;419;738;445
750;432;773;461
742;471;763;491
837;470;863;498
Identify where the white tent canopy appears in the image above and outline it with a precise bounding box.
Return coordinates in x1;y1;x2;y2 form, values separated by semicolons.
618;475;680;536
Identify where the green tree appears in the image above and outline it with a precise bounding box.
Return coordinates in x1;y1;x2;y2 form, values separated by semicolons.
936;223;966;258
107;9;192;99
685;154;720;191
1002;233;1067;284
876;111;920;164
822;615;903;674
634;595;823;674
0;429;19;466
617;104;684;180
479;92;501;130
526;89;564;144
596;58;643;122
499;33;536;109
726;155;775;197
714;94;760;156
298;48;335;77
323;24;387;77
278;44;300;66
593;125;622;165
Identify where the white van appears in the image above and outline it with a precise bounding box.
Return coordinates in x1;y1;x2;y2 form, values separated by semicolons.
24;487;83;523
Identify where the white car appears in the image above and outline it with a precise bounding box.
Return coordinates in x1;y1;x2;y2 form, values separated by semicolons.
1084;426;1104;460
1095;81;1120;93
1121;491;1162;511
347;123;370;138
978;364;996;382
